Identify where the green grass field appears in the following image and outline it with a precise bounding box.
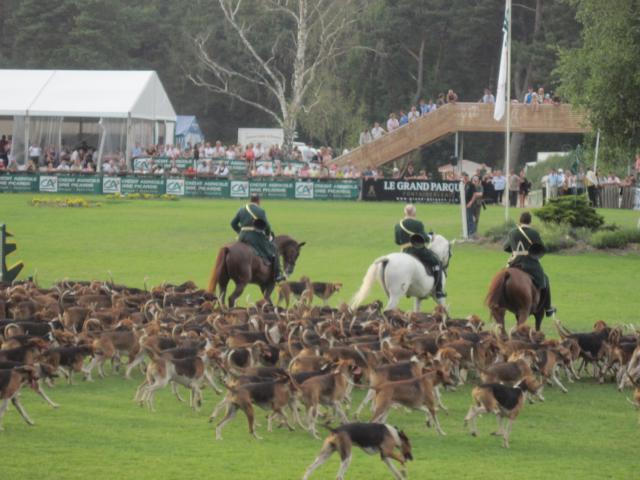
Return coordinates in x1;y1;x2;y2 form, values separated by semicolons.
0;193;639;479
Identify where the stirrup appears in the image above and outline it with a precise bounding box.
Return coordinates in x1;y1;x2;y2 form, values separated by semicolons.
545;307;557;317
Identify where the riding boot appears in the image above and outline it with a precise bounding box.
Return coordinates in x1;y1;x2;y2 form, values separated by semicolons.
433;266;446;300
541;287;555;317
273;256;285;283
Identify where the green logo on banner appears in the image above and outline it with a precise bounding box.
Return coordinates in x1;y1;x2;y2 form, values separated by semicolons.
295;182;314;199
39;176;57;192
230;181;249;197
166;180;185;195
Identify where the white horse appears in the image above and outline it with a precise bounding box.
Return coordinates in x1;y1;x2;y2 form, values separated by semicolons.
351;234;452;312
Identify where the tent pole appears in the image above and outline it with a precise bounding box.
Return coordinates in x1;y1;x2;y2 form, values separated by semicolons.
125;115;132;169
24;116;30;165
97;118;106;172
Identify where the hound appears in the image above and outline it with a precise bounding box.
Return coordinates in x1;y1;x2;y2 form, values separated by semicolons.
215;375;295;440
0;366;39;431
311;282;343;306
464;377;539;448
370;367;454;436
302;423;412;480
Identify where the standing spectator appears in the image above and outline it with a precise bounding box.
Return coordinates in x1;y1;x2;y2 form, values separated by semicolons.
193;143;200;162
213;141;225;159
28;142;41;164
492;169;506;204
463;173;482;237
408;106;420;123
204;142;214;157
519;170;531;207
399;110;409;126
481;88;495;104
427;98;436;112
418;99;429;116
436;93;446;107
446;89;458;104
0;135;8;166
403;163;416;179
524;86;534;104
605;171;621;185
482;175;495;204
359;128;372;146
386;113;399;132
244;143;255;169
254;143;265;162
508;169;520;207
635;152;640;179
371;122;385;140
546;168;560;200
585;167;599;207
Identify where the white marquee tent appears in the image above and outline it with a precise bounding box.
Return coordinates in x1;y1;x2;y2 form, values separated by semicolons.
0;70;177;166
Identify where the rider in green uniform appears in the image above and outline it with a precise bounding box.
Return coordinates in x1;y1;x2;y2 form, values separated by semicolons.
504;211;556;316
231;193;285;282
394;204;446;300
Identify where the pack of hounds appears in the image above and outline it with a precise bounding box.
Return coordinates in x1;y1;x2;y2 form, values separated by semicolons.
1;279;639;479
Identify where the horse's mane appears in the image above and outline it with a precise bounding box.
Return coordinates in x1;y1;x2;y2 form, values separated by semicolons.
275;235;297;249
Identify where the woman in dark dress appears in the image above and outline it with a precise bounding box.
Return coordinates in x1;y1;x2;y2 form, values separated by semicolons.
519;170;531;208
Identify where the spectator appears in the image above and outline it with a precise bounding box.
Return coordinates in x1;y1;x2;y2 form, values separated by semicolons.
371;122;385;140
408;106;420;123
482;175;495;203
196;160;209;174
481;88;495;104
283;163;294;176
635;152;640;178
216;162;229;177
492;170;506;204
446;89;458;104
392;167;401;179
7;159;18;172
256;161;274;176
508;169;520;207
254;143;265;162
416;169;428;180
524;86;534;105
0;135;9;166
84;161;95;173
605;171;621;185
519;170;531;207
386;113;400;132
28;143;42;164
399;110;409;126
545;168;561;199
462;173;478;237
299;163;311;178
359;128;372;146
403;163;416;179
418;99;429;116
436;93;446;107
585;167;599;206
427;98;436;112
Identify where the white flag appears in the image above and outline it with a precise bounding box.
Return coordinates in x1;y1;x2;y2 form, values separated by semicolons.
494;0;509;121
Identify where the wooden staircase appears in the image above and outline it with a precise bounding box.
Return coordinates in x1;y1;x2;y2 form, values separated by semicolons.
335;102;589;170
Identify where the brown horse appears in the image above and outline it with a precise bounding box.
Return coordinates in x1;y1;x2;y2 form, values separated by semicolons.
207;235;305;307
486;268;544;332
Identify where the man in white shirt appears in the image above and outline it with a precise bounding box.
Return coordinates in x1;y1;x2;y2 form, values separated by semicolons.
407;106;420;122
256;161;273;176
359;129;372;146
585;168;599;206
28;144;42;164
196;160;209;174
482;88;495;104
204;142;214;157
371;122;385;140
491;170;506;203
216;162;229;177
213;141;225;159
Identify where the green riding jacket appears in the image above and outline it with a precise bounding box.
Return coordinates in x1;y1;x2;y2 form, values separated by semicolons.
503;224;547;289
394;217;440;268
230;203;277;260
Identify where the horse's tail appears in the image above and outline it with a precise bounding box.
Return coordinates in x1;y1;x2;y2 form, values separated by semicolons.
208;247;228;294
350;257;386;310
486;268;509;309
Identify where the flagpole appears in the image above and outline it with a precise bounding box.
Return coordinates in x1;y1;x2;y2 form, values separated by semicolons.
504;0;512;221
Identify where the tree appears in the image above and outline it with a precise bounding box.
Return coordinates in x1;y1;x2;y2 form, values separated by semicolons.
188;0;361;152
557;0;640;160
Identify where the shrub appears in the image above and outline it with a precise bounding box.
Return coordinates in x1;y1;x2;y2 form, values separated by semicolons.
534;195;604;230
539;223;576;252
30;196;98;208
590;230;629;249
482;219;516;243
623;228;640;244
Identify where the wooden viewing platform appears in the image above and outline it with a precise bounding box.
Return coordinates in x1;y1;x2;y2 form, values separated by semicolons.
335;102;590;170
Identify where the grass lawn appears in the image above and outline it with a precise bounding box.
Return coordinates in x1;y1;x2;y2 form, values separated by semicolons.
0;193;639;479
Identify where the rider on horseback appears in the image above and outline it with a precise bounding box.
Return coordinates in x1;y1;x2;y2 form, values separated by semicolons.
504;212;556;317
394;204;446;300
230;193;285;283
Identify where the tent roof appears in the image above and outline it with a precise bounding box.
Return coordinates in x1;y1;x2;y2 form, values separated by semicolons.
0;70;176;121
176;115;200;135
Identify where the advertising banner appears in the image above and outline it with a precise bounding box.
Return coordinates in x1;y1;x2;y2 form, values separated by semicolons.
0;173;38;192
249;179;295;199
361;179;460;204
55;175;102;194
311;179;360;200
121;175;165;195
182;178;230;198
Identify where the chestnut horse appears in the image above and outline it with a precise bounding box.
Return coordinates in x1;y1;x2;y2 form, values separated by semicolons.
207;235;305;307
486;268;544;332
